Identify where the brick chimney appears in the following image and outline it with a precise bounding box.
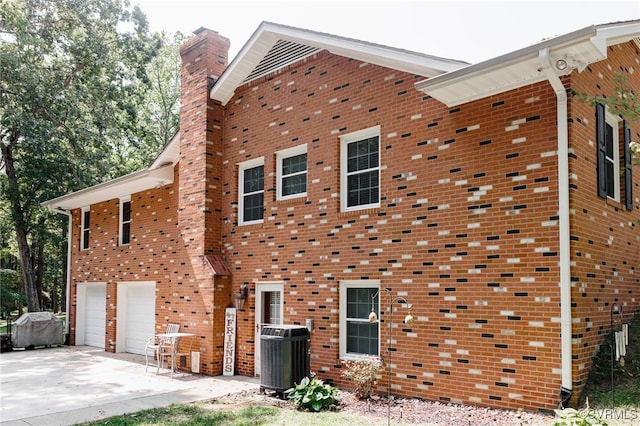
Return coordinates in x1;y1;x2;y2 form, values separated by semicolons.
178;28;230;257
177;28;231;375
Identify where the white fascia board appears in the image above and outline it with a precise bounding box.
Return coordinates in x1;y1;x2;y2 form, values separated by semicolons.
150;132;180;169
271;23;466;75
591;21;640;52
211;21;468;106
415;25;599;107
41;163;174;211
210;25;278;105
416;20;640;107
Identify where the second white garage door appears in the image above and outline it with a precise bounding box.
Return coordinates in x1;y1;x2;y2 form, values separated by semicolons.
116;282;155;355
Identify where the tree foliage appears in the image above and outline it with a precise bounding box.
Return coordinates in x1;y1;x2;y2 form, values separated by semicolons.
0;0;178;312
575;73;639;166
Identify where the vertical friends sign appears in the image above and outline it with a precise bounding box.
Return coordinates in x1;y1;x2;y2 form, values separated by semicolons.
223;307;236;376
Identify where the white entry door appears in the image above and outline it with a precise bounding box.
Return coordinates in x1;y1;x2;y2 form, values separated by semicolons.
254;282;283;376
116;282;155;355
77;283;106;348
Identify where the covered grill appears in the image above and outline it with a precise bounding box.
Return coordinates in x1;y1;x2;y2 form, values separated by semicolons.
12;312;64;348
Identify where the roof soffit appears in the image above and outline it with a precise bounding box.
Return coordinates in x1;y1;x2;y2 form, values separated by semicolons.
41;164;175;211
416;20;640;107
210;22;468;105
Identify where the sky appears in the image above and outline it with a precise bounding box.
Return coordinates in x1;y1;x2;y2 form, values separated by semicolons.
134;0;640;64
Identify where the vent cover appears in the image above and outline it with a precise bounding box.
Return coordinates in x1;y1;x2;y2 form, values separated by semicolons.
243;39;321;83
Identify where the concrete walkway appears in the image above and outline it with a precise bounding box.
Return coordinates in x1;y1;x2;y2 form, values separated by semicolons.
0;346;259;425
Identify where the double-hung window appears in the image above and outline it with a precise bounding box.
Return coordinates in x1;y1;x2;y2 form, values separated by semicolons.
238;157;264;225
340;280;380;358
596;103;633;209
81;207;90;251
276;144;307;200
340;126;381;212
119;197;131;246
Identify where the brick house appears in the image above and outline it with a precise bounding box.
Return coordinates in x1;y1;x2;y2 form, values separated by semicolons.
43;20;639;410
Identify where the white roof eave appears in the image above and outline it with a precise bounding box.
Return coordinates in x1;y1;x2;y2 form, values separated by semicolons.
150;132;180;169
210;22;468;105
416;20;640;107
41;163;175;211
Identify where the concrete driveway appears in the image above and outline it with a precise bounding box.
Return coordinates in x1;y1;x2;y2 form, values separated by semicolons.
0;346;259;425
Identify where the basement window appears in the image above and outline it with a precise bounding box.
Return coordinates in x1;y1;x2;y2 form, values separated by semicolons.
339;280;380;358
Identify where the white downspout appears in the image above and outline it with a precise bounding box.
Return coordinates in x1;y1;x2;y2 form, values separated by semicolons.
539;48;573;404
48;207;72;338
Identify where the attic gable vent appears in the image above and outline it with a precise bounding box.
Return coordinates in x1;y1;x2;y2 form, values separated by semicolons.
243;39;321;83
634;37;640;49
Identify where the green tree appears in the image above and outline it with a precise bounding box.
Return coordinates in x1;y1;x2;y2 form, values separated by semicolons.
131;32;184;169
0;0;162;312
576;73;639;165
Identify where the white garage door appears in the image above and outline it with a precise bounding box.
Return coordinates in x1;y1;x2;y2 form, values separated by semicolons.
84;284;106;348
122;283;155;355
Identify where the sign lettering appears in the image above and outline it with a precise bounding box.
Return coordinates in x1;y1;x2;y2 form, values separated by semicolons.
223;307;236;376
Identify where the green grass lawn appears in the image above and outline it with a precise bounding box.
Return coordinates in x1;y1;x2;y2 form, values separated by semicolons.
77;315;639;426
79;404;396;426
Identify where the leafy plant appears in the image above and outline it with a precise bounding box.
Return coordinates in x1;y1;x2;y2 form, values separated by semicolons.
285;376;340;412
341;357;382;399
553;408;607;426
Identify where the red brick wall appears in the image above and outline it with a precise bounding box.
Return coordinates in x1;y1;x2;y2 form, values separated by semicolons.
67;28;235;375
566;41;640;400
66;32;639;410
68;171;223;374
221;50;569;409
177;28;231;373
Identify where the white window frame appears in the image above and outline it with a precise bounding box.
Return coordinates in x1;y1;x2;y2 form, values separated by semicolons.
340;125;381;212
604;110;621;202
80;206;90;251
119;196;131;246
238;157;265;226
276;144;308;201
339;280;380;360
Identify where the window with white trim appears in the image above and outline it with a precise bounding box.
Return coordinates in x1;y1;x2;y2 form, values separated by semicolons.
276;144;307;200
119;197;131;246
596;103;633;209
597;104;621;201
339;280;380;358
81;207;90;251
340;126;380;212
238;157;264;225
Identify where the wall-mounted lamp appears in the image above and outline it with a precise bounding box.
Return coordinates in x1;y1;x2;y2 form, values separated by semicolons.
368;287;414;426
555;59;568;71
234;284;248;310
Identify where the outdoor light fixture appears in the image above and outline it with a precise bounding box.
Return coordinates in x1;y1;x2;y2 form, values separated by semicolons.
555;58;568;71
234;284;248;310
369;287;414;426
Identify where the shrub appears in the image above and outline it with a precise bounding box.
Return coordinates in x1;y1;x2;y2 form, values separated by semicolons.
553;407;608;426
285;376;340;412
341;357;383;399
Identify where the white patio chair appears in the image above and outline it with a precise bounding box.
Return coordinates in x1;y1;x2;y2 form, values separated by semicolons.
144;323;180;372
157;334;184;377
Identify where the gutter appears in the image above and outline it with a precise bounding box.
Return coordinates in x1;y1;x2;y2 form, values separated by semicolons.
415;25;597;93
538;48;573;406
46;207;72;338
